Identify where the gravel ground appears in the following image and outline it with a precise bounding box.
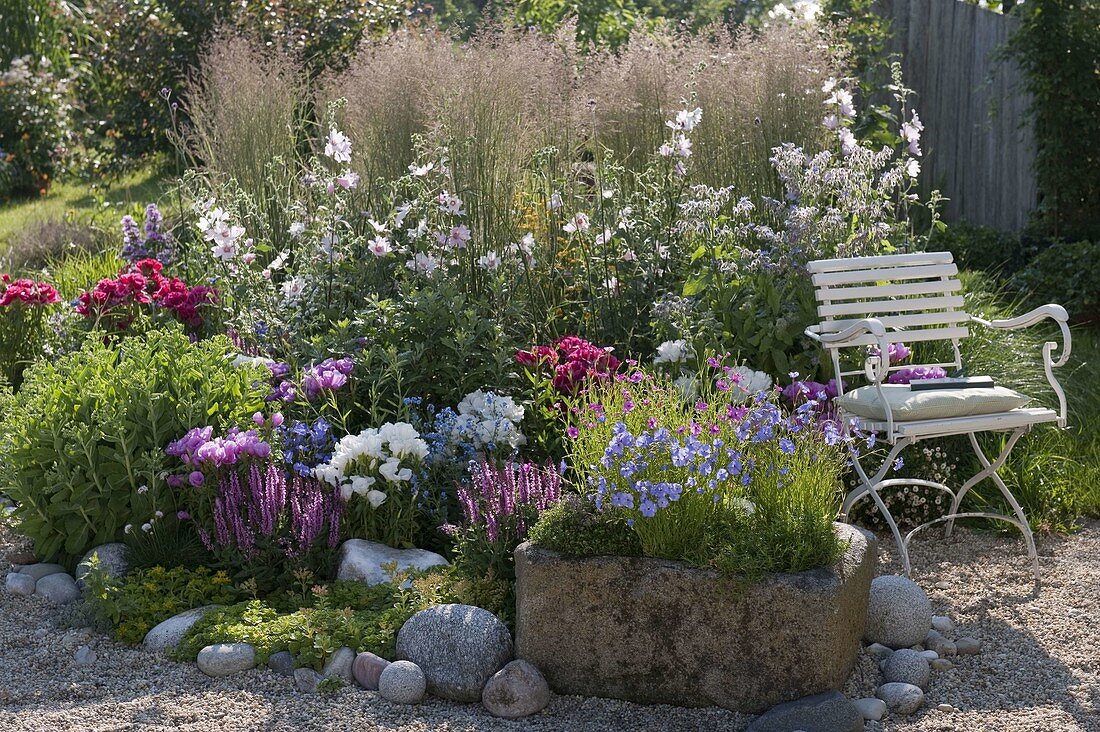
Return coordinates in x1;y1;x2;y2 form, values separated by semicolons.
1;519;1097;732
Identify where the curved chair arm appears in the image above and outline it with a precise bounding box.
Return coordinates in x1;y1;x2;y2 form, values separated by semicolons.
971;304;1073;426
805;318;894;432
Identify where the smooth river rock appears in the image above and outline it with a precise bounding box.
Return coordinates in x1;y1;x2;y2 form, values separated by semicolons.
353;652;390;690
877;682;925;715
18;563;66;581
197;643;256;677
36;573;81;604
864;575;932;649
378;660;426;704
747;690;863;732
143;605;221;651
396;604;513;702
481;660;551;719
75;543;130;584
882;648;931;689
5;572;36;596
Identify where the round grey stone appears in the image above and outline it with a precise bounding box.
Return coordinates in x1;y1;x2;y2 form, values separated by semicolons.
18;563;67;582
482;660;550;719
6;572;36;596
864;575;933;649
379;660;426;704
396;604;513;702
294;667;322;693
197;643;256;677
924;630;957;657
931;658;954;671
143;605;221;652
322;646;355;681
75;543;129;584
956;636;981;655
918;650;939;661
876;682;925;715
267;651;296;676
882;648;931;689
35;573;81;604
353;652;390;690
852;697;887;722
865;642;894;662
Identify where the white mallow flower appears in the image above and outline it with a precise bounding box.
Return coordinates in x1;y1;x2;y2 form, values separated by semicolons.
667;107;702;132
288;221;306;238
653;339;690;365
211;240;239;261
408;161;434;177
478;250;501;270
368;236;393;257
281;276;306;301
563;212;590;234
406;253;440;275
905;158;921;178
325;128;352;163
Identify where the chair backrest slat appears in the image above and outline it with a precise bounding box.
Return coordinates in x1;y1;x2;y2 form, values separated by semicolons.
815;279;963;302
808;251;954;273
816;311;969;334
818;294;966;319
825;326;971;348
811;262;958;288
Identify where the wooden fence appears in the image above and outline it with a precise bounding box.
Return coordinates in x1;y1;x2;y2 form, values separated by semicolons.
878;0;1037;231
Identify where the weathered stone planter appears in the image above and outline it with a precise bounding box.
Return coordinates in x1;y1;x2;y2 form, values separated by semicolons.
514;522;875;713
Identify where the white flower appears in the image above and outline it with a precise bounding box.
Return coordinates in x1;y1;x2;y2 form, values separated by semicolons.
563;212;590;234
666;107;703;132
368;236;393;257
366;489;388;508
826;87;856;118
325;128;352;163
822;77;837;94
445;224;471;248
406;253;440;275
548;192;563;210
731;497;756;515
653;339;690;364
478;250;501;270
438;191;465;216
900;113;924;156
674;374;699;400
839;128;858;156
232;354;276;370
211;239;239;261
141;523;152;533
594;228;614;247
905;158;921;178
335;171;359;189
379;458;412;483
281;276;306;301
408;161;434;177
288;221;306;238
658;143;674;157
154;510;164;518
394;204;412;227
197;206;228;232
137;484;149;495
822;114;840;130
728;365;773;403
124;524;133;534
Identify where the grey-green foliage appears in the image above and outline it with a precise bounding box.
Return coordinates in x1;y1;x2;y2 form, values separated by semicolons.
0;326;269;564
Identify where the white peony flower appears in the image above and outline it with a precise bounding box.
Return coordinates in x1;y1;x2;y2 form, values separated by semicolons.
653;339;690;365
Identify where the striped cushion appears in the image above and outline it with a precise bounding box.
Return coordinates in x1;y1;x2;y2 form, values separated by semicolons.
837;384;1032;422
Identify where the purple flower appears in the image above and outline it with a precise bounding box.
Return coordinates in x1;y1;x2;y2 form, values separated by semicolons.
302;357;354;400
189;471;205;487
887;366;947;384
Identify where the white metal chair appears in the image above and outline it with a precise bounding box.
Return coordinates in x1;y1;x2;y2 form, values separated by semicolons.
804;252;1072;579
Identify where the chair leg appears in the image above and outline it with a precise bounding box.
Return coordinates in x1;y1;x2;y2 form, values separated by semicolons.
943;428;1039;580
845;438;913;575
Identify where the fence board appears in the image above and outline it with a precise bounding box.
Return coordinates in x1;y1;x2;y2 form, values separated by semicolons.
876;0;1037;231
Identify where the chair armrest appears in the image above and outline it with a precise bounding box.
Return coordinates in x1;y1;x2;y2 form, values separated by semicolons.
972;304;1073;426
807;317;888;344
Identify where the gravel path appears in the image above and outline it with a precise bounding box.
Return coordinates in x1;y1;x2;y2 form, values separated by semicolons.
1;518;1097;732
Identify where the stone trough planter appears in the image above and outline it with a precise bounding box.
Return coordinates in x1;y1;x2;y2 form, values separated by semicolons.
514;522;876;714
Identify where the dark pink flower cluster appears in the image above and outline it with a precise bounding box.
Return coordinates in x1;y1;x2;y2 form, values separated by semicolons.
75;259;216;329
0;274;61;307
515;336;621;394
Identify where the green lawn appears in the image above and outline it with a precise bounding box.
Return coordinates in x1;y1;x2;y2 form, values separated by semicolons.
0;166;173;256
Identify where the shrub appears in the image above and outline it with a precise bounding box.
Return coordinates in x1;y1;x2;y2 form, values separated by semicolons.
0;326;269;562
928;223;1029;277
0;55;74;198
1012;240;1100;323
83;562;237;644
527;494;643;557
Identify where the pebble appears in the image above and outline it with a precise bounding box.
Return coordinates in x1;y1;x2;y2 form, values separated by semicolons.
865;642;894;662
852;697;887;721
35;573;81;604
924;630;957;657
17;563;67;581
956;637;981;655
882;649;931;690
864;575;933;649
196;643;257;677
378;660;426;705
353;652;390;690
918;650;939;661
481;660;551;719
934;581;950;590
266;651;296;677
931;615;955;634
936;703;955;712
876;682;925;715
73;645;97;667
5;571;36;596
293;668;322;693
931;658;954;671
321;647;355;682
